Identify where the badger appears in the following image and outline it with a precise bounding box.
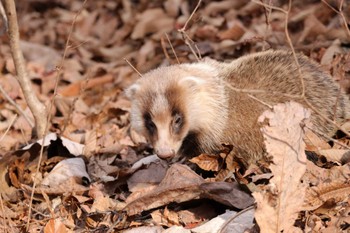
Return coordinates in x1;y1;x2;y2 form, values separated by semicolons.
126;50;350;165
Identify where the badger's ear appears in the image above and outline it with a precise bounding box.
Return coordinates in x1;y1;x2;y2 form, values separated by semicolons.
125;83;141;99
178;76;206;89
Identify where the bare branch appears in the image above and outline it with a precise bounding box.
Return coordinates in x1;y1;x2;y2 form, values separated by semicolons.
3;0;48;137
178;0;203;61
165;32;180;64
251;0;350;138
124;58;143;77
179;0;203;32
161;35;172;62
305;125;350;150
321;0;350;39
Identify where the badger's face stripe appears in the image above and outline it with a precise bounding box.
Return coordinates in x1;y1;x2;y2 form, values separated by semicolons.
143;112;156;135
136;82;190;157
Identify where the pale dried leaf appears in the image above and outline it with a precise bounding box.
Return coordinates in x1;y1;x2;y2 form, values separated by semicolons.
253;102;309;233
41;158;90;186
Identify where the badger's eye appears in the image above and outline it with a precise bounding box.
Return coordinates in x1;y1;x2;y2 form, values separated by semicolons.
144;114;156;134
172;113;183;132
174;114;182;126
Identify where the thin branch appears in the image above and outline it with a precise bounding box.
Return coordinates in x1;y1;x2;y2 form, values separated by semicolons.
124;58;143;77
284;0;306;98
321;0;350;39
26;0;87;230
178;0;203;61
165;32;180;64
252;0;288;14
223;80;302;99
247;94;273;109
0;84;34;127
179;31;201;61
305;125;350;150
261;0;273;50
3;0;48;137
252;0;350;138
161;35;172;62
179;0;203;32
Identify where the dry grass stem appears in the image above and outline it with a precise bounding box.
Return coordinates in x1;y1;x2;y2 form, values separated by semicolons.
305;125;350;150
247;94;273;109
26;0;87;230
161;35;172;62
165;32;180;64
224;80;302;99
124;58;143;77
178;0;203;61
179;0;203;32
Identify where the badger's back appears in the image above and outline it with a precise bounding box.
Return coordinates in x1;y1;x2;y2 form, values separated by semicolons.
220;50;350;162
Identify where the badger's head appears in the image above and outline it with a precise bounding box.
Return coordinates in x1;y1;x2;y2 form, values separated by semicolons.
125;63;227;160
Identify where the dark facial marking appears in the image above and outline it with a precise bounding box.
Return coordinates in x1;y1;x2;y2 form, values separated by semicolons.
178;131;201;157
164;84;187;136
143;112;156;135
172;111;184;134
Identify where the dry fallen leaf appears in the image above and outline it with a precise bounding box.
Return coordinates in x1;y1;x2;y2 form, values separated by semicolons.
43;218;68;233
253;102;309;233
303;161;350;211
41;157;90;187
201;182;254;209
189;153;220;171
124;164;205;215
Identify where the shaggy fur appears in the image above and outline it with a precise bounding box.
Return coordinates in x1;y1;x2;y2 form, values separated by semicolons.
126;50;350;164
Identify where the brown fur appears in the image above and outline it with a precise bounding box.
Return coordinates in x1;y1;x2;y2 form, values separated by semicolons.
126;50;350;164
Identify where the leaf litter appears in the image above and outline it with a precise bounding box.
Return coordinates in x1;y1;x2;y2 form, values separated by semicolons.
0;0;350;232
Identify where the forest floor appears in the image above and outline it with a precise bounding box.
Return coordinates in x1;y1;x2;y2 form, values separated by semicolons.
0;0;350;232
